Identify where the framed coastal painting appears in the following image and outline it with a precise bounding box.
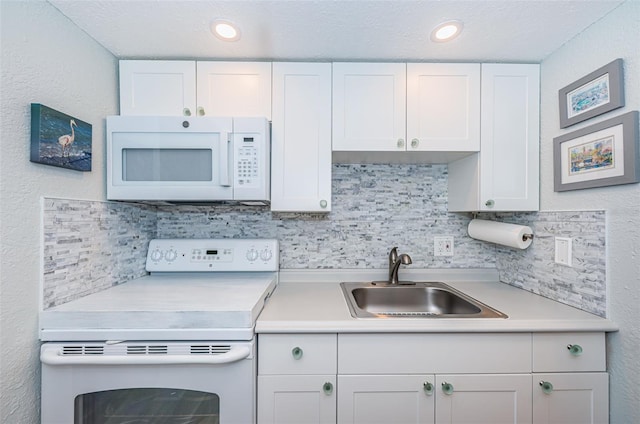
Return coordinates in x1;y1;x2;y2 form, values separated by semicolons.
554;111;639;192
30;103;92;172
558;59;624;128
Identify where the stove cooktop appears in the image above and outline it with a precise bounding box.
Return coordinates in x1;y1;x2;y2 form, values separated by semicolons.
39;239;279;341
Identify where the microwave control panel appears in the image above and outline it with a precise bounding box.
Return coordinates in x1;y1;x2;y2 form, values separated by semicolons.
231;117;270;201
235;135;260;187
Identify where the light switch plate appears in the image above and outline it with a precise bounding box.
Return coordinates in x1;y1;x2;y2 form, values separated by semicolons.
434;236;454;257
555;237;572;266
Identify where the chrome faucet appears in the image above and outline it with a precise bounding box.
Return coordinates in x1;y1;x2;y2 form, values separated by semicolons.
388;247;412;284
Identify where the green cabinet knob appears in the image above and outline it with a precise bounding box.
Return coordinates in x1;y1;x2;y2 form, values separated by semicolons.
485;199;495;208
320;199;328;209
423;382;434;395
323;382;333;395
441;382;454;395
183;108;192;116
539;381;554;394
291;347;303;360
567;344;583;356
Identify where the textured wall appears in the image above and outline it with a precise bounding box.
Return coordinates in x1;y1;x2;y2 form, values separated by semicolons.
539;1;640;421
0;1;118;422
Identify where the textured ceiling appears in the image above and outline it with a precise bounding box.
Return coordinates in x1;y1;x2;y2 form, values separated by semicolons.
48;0;625;62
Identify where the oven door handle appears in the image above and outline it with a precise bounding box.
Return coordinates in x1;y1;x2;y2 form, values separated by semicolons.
40;345;251;366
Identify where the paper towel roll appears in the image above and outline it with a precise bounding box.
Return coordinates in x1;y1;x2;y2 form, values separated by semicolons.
468;219;533;249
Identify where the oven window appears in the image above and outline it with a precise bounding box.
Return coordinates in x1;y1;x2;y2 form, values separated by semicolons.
122;148;213;182
75;388;219;424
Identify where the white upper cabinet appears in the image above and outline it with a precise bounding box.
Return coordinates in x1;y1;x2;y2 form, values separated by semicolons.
196;61;271;119
119;60;271;118
332;63;407;151
271;62;332;212
119;60;196;116
332;62;480;153
406;63;480;151
448;63;540;212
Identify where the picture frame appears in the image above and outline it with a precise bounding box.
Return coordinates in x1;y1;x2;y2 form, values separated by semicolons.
30;103;92;172
558;58;624;128
554;111;639;192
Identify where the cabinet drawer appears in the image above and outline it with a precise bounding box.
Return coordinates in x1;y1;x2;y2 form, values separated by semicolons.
338;333;532;374
259;334;337;375
533;332;605;372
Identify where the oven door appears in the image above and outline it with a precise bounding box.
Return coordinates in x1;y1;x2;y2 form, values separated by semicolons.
41;340;255;424
107;116;234;202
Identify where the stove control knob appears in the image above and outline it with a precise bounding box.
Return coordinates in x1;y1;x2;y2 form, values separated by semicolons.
260;249;273;261
165;249;178;262
150;249;163;262
246;248;259;262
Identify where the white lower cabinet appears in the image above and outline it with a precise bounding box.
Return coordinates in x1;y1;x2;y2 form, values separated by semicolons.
258;375;337;424
337;375;435;424
532;373;609;424
257;333;608;424
435;374;532;424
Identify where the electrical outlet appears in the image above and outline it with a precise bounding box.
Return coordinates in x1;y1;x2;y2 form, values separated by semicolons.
555;237;572;266
434;236;454;257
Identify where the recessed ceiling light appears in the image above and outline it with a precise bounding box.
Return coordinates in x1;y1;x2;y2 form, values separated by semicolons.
430;20;463;43
211;19;241;42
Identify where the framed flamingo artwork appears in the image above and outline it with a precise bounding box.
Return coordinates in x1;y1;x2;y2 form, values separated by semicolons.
30;103;92;172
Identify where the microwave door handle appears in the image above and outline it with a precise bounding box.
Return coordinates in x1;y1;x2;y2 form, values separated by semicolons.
219;134;231;187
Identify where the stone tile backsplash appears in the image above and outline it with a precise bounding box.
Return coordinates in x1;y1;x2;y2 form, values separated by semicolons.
157;164;495;269
42;164;606;316
42;197;156;308
491;211;606;317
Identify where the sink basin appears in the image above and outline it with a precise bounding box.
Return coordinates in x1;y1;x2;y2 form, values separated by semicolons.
341;281;508;319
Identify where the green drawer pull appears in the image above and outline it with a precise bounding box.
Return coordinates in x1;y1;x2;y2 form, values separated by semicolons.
567;344;583;356
423;382;434;396
540;381;554;394
441;382;454;395
291;347;303;360
323;382;333;395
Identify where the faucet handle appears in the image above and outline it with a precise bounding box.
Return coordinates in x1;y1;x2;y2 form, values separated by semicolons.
399;253;412;265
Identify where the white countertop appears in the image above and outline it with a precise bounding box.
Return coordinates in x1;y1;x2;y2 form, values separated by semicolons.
40;272;278;341
256;269;618;333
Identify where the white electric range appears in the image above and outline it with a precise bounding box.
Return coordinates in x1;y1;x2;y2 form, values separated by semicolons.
40;238;278;424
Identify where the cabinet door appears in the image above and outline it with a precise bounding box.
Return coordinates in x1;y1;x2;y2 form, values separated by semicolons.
337;375;435;424
271;63;332;212
119;60;196;116
448;64;540;212
332;63;406;151
258;375;336;424
479;63;540;211
533;373;608;424
435;374;533;424
407;63;480;152
196;61;272;119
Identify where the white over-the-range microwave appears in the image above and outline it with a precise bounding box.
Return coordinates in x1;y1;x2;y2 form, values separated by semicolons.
106;116;270;204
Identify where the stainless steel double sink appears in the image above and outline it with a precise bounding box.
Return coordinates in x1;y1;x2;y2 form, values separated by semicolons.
341;281;508;319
